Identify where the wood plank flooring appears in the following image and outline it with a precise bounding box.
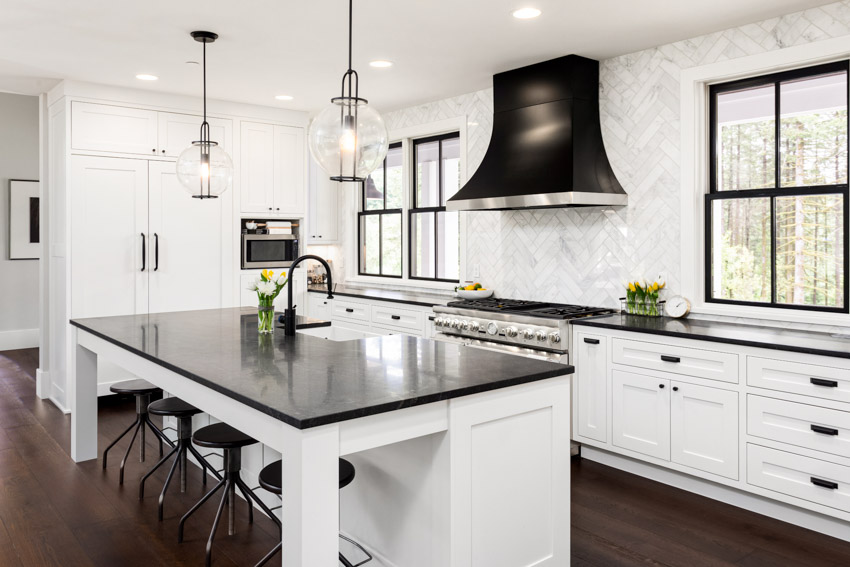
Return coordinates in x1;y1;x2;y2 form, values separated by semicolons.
1;348;849;566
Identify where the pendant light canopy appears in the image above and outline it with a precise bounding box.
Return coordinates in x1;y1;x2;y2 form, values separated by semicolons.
176;31;233;199
308;0;389;182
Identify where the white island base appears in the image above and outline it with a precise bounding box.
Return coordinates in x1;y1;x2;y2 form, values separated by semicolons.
71;327;572;566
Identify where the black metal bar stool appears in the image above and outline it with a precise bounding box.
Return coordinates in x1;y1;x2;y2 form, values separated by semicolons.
102;379;174;484
177;423;280;567
139;397;222;520
254;458;373;567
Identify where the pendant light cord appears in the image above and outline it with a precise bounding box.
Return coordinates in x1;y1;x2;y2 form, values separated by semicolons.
203;40;207;123
348;0;353;72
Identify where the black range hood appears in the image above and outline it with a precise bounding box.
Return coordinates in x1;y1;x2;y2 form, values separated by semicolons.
446;55;627;211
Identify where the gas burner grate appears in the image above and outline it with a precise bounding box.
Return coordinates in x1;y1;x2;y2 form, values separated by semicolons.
446;298;550;311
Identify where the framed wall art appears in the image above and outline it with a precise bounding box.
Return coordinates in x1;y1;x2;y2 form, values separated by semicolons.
9;179;40;260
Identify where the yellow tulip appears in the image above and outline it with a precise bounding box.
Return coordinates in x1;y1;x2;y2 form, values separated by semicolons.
628;282;636;292
659;282;666;289
652;282;659;291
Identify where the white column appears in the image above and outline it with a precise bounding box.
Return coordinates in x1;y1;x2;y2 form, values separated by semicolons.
70;327;99;462
280;422;340;566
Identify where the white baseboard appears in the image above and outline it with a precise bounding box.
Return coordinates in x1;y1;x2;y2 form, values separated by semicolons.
0;328;39;351
339;530;393;567
36;369;50;399
581;446;850;543
49;394;70;414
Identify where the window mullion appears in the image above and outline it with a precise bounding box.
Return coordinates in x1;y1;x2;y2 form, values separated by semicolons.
770;196;776;305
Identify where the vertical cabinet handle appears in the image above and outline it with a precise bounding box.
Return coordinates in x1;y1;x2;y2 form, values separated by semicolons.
140;233;146;271
810;477;839;490
810;377;839;388
154;233;159;271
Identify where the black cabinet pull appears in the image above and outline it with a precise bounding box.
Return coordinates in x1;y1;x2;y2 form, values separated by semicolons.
811;477;839;490
391;315;401;320
140;233;146;271
810;377;839;388
672;386;679;392
345;308;354;313
661;355;681;363
153;233;159;271
811;424;839;436
659;384;665;389
152;148;156;153
428;316;436;321
583;338;600;345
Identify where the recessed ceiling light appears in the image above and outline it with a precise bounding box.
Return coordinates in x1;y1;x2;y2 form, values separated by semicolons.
135;74;158;81
275;95;294;101
369;60;393;68
512;7;541;19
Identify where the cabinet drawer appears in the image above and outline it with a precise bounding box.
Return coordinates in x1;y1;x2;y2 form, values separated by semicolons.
308;294;332;320
748;356;850;404
613;338;738;383
748;395;850;459
371;304;424;332
331;299;370;322
747;444;850;513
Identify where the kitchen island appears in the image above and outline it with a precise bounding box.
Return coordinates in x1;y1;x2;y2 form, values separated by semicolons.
69;307;573;566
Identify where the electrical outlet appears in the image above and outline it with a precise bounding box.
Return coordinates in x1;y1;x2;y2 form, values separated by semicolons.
471;263;480;278
657;272;666;284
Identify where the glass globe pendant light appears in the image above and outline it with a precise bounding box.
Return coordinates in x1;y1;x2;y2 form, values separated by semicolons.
308;0;389;182
176;31;233;199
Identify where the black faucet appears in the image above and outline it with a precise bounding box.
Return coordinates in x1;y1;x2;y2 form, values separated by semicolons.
283;255;334;336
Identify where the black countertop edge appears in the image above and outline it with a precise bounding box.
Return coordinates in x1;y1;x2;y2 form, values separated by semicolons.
570;315;850;360
71;317;572;429
307;286;449;308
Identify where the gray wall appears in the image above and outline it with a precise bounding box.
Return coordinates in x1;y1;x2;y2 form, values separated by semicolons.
0;92;40;344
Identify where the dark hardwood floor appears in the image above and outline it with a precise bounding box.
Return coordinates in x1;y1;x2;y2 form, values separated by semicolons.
1;348;849;566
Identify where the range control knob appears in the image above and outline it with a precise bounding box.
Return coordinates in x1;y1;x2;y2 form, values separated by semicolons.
452;319;462;329
522;329;535;340
462;320;471;330
505;326;518;338
434;317;444;327
486;322;499;335
535;330;548;342
549;332;561;344
469;321;480;332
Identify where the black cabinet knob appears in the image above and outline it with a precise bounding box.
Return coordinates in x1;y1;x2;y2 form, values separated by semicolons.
161;149;165;154
672;386;679;391
152;148;156;153
659;384;665;389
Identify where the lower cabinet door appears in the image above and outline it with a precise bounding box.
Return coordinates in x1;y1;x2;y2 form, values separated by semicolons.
612;370;670;461
671;382;739;479
575;333;608;443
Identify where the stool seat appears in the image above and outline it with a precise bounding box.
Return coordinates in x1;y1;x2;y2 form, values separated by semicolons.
109;379;160;395
258;458;355;494
192;423;256;449
148;397;202;418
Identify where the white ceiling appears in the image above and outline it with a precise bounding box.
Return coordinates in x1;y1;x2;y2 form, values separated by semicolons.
0;0;836;113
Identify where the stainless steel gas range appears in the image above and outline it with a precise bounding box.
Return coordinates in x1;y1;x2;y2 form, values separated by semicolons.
433;298;615;364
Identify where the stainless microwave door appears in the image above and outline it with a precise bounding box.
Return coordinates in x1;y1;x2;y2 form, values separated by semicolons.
242;234;297;268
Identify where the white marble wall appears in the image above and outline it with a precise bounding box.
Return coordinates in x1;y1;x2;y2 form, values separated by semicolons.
326;0;850;324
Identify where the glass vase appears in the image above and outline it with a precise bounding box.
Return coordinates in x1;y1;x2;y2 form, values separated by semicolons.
258;299;275;334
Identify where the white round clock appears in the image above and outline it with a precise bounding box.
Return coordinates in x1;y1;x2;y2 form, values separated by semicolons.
666;295;691;318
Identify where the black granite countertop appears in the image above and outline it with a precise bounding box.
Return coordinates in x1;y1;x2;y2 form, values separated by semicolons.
308;284;451;308
571;314;850;359
70;307;571;429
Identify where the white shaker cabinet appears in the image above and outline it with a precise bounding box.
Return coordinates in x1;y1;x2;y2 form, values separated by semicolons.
240;121;305;216
612;369;671;461
306;157;340;244
71;102;158;156
157;112;233;158
574;332;608;443
670;382;738;479
147;162;229;313
69;156;149;318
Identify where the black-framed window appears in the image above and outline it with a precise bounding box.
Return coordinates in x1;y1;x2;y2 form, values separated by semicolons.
409;132;461;282
707;61;849;312
358;142;403;277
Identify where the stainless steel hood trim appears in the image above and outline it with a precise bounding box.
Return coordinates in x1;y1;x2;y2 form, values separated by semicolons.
446;190;628;212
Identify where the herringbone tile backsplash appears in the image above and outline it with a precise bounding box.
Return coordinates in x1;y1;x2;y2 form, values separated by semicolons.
323;0;850;313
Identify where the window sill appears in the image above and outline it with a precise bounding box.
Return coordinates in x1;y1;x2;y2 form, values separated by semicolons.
346;275;458;293
692;300;850;329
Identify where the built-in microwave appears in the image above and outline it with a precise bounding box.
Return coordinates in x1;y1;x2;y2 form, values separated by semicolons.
241;234;299;269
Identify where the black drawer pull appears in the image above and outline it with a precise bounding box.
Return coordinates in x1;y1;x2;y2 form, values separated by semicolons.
811;424;839;436
428;316;435;321
345;308;354;313
391;315;401;320
583;338;600;345
660;355;681;363
810;377;838;388
810;477;839;490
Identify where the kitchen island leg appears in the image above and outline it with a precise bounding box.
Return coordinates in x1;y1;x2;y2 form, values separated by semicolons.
71;325;99;462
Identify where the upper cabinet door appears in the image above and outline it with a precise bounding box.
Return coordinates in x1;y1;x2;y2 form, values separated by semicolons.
157;113;233;158
148;161;229;313
69;156;149;318
612;369;671;461
71;102;158;156
307;157;340;243
240;122;276;214
273;125;305;215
